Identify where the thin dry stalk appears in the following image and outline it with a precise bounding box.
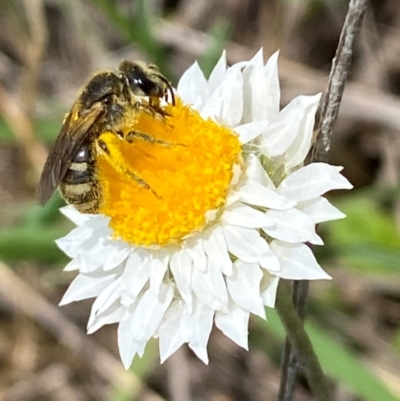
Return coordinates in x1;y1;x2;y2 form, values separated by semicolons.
279;1;369;401
312;0;369;162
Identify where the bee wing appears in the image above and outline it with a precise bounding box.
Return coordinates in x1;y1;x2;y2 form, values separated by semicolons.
38;102;105;205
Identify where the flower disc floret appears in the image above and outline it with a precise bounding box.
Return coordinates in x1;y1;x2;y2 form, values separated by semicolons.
98;99;242;246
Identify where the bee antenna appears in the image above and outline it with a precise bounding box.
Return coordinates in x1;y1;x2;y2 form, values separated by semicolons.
158;75;175;106
167;83;176;106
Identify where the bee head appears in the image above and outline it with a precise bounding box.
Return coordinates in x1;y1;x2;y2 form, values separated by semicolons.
119;61;175;105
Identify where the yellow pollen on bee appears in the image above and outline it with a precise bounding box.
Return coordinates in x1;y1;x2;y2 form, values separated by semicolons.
97;98;242;246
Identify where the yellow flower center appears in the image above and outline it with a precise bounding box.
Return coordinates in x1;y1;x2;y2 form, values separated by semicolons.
97;98;241;246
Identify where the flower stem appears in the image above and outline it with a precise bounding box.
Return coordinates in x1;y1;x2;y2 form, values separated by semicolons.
278;281;309;400
275;281;331;401
278;0;368;399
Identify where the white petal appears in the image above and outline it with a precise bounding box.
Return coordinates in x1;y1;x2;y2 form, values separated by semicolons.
245;154;275;189
192;261;228;311
243;49;264;75
239;179;295;210
56;226;92;258
234;120;269;143
202;226;232;276
226;260;265;318
121;251;151;304
215;300;250;349
270;241;331;280
184;238;207;272
170;251;193;312
78;242;113;273
158;301;185;363
284;94;321;169
261;51;281;117
181;299;214;364
59;205;90;226
222;202;273;228
83;213;110;228
208;50;227;95
64;258;81;271
220;67;244;127
263;208;323;245
177;61;209;109
297;197;346;223
118;316;144;370
257;241;281;272
260;274;280;307
223;225;262;262
60;273;117;305
202;67;243;127
200;92;223;121
131;284;174;342
89;276;122;319
278;163;353;202
88;303;124;334
250;51;280;121
150;249;170;294
102;240;130;271
261;96;304;157
242;49;264;122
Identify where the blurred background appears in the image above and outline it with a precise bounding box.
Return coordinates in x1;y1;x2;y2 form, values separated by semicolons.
0;0;399;400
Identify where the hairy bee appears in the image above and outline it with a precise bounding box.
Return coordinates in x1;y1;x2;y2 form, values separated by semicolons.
38;61;175;213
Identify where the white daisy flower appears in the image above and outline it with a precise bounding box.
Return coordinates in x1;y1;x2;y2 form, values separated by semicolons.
56;49;352;367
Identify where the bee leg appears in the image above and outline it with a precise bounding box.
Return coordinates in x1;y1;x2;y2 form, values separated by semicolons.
133;101;170;119
97;132;160;198
125;171;161;199
123;130;180;147
149;98;172;117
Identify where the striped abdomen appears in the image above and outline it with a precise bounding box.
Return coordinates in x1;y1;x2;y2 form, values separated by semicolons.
59;141;101;213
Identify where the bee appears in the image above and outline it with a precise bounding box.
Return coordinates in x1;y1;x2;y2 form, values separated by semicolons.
38;61;175;213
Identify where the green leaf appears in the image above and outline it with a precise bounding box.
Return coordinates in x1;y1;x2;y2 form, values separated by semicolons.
337;242;400;273
0;117;14;142
21;195;65;227
262;310;400;401
0;227;67;264
328;193;400;273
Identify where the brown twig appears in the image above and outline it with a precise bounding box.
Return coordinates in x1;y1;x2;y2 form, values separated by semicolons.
279;1;369;401
312;0;369;162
